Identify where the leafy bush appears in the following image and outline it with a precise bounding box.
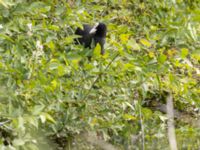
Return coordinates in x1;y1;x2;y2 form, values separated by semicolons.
0;0;200;149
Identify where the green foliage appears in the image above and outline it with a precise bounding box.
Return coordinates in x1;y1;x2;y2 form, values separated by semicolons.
0;0;200;149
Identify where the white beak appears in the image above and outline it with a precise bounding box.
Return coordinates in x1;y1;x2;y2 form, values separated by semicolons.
89;23;99;34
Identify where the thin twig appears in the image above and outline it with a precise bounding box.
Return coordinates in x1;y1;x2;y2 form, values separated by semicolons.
139;103;145;150
82;53;119;101
0;120;11;126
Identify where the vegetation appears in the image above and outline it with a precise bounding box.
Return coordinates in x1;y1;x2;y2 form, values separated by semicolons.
0;0;200;149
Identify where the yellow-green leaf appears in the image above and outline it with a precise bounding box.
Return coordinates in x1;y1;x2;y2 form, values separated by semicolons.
51;80;57;89
43;113;56;123
181;48;189;58
120;34;130;44
123;114;136;121
140;39;151;47
93;43;101;57
149;52;155;58
158;54;167;63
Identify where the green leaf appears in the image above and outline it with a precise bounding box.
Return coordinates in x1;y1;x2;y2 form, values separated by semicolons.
188;23;197;41
93;43;101;57
124;102;135;111
158;54;167;63
181;48;189;58
0;34;14;43
140;39;151;47
51;79;58;89
120;34;130;44
0;0;14;8
123;114;136;121
44;113;56;124
32;105;45;115
48;25;60;31
13;138;25;146
40;114;46;123
64;35;78;44
127;39;140;51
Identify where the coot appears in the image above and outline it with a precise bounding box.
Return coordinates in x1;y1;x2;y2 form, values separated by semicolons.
75;23;107;55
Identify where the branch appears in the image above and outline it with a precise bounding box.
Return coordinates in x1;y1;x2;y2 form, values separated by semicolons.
82;53;119;101
166;93;178;150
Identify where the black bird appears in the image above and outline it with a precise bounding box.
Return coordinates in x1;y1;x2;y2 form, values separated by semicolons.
75;23;107;55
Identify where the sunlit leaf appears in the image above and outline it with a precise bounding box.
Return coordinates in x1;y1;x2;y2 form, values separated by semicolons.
32;105;45;115
158;54;167;63
123;114;136;121
181;48;189;58
0;34;14;43
40;114;46;123
41;113;56;124
93;43;101;57
13;139;25;146
127;39;140;51
140;39;151;47
0;0;14;8
51;80;58;89
149;52;155;58
120;34;130;44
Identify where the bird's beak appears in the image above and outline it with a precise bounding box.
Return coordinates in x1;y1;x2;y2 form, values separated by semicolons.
89;23;99;34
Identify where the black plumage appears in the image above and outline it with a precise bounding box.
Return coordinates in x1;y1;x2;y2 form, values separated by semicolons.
75;23;107;55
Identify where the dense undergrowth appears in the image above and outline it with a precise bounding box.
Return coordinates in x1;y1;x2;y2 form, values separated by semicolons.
0;0;200;149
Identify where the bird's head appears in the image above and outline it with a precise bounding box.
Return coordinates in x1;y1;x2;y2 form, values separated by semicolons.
89;23;107;37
